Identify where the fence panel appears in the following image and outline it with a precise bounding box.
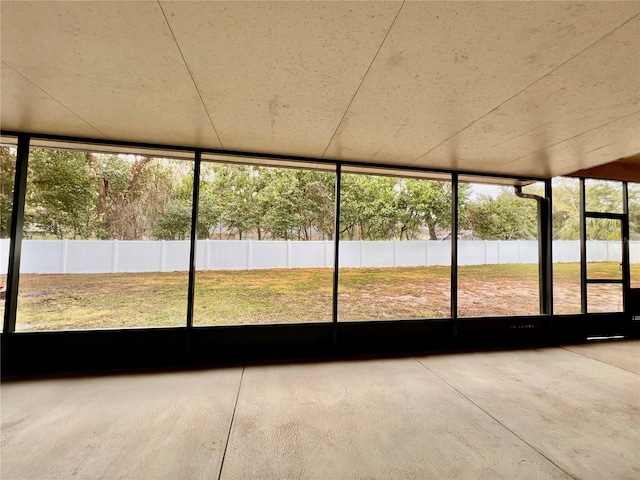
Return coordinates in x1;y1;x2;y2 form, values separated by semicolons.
164;241;191;272
586;241;609;263
458;241;486;266
339;241;362;268
250;241;288;270
554;241;580;263
2;239;637;274
427;241;451;266
290;241;327;268
361;241;395;267
396;241;428;267
20;240;64;274
205;241;248;271
117;241;162;273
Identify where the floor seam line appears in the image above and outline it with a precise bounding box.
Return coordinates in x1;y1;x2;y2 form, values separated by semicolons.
414;358;578;480
217;365;245;480
558;346;638;375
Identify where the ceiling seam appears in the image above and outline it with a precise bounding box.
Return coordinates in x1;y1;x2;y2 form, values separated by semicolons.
410;11;640;166
1;61;108;138
499;109;640;169
320;1;405;159
157;1;224;149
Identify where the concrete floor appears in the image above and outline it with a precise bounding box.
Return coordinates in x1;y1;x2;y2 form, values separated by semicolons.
2;341;639;480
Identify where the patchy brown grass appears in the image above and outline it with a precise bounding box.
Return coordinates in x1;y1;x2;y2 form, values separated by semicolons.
7;262;637;331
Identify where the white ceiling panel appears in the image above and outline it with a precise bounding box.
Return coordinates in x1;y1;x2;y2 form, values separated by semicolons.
416;16;640;176
323;2;640;165
500;111;640;178
0;1;220;147
161;1;401;155
1;63;104;138
0;1;638;178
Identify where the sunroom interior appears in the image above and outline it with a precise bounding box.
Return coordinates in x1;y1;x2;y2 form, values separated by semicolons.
1;2;639;478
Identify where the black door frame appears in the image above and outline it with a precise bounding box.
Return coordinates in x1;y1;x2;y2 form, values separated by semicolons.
579;179;631;316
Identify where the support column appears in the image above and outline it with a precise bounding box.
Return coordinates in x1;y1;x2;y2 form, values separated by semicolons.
186;151;201;329
3;134;30;335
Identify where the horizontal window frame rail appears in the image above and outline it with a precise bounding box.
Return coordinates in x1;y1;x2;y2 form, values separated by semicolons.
584;212;626;220
3;313;633;377
585;278;624;284
0;129;547;183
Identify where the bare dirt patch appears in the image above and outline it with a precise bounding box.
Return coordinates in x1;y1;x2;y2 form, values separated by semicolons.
9;263;635;331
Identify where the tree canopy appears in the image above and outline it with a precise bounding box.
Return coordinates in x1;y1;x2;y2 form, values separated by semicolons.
1;147;636;242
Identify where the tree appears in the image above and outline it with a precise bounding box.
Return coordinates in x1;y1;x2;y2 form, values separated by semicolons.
397;180;466;240
467;190;537;240
339;175;400;240
0;147;16;238
153;198;193;240
552;178;626;240
258;169;335;240
629;182;640;239
88;154;175;240
25;149;95;239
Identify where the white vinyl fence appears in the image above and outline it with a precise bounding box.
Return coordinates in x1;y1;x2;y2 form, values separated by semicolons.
0;239;638;274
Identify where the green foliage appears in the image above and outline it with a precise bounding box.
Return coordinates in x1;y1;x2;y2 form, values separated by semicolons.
629;183;640;238
0;147;16;237
26;149;95;239
552;178;626;240
467;190;538;240
16;147;635;244
153;198;192;240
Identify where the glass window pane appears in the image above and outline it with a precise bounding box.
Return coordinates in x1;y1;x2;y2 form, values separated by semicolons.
585;179;623;213
17;147;193;331
630;183;640;289
552;177;581;314
459;181;541;317
586;217;622;280
194;162;335;325
587;284;623;313
338;172;452;321
1;142;17;329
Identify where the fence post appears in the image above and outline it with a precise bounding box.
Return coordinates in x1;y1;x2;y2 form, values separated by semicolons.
61;239;68;274
160;240;166;273
518;239;521;263
485;240;488;265
205;239;210;270
393;240;397;267
425;240;429;266
247;240;252;270
287;240;292;269
324;240;328;268
359;240;363;267
112;239;118;273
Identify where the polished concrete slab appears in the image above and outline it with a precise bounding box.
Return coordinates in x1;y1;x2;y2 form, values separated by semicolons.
2;342;639;480
419;344;640;480
1;369;242;480
221;359;570;480
562;339;640;374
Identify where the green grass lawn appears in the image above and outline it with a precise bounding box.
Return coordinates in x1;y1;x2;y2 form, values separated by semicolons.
7;262;638;331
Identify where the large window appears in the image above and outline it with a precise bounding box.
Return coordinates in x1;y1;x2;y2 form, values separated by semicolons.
194;161;336;325
552;177;581;314
458;179;541;317
16;146;194;331
7;138;637;334
585;179;623;213
1;141;17;329
630;183;640;289
337;170;452;321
